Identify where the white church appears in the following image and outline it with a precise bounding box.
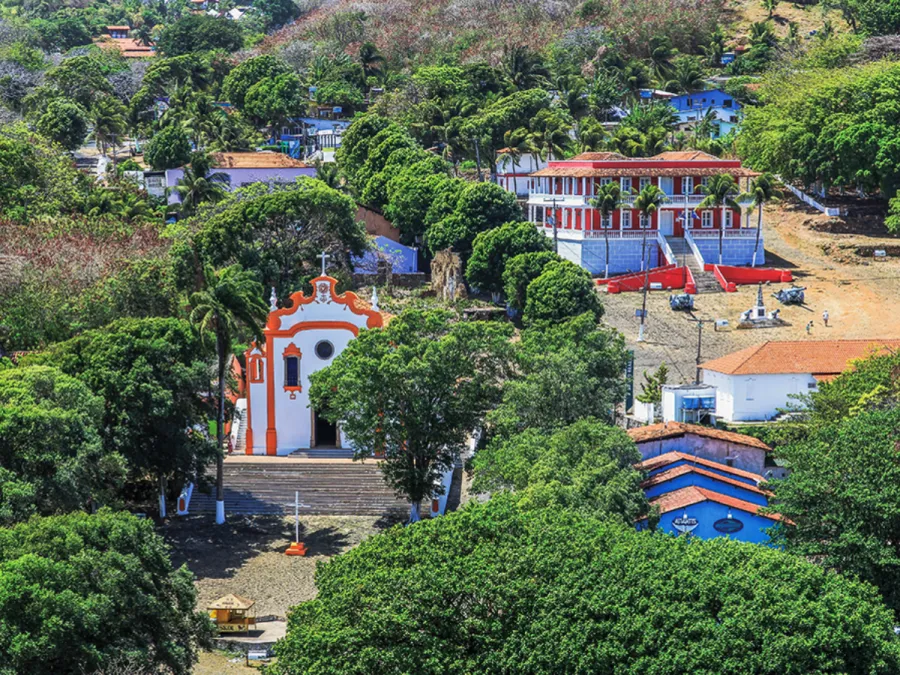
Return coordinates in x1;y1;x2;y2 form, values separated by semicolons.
243;274;383;456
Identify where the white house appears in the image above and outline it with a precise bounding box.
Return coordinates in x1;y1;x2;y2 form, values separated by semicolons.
701;339;900;422
166;152;316;204
494;150;548;198
243;275;383;455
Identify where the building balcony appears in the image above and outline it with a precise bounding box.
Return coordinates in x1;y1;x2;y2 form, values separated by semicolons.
527;193;754;210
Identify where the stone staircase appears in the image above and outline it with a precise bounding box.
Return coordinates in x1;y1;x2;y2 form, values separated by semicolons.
289;448;355;459
665;236;722;294
188;460;410;516
233;408;247;454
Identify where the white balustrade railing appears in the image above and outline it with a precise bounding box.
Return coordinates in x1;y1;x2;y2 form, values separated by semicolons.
528;193;754;209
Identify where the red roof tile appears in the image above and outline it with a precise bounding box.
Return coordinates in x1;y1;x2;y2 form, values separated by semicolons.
570;151;628;161
701;339;900;376
637;451;764;483
531;166;759;178
641;463;770;495
628;422;771;452
210;152;310;169
649;485;787;522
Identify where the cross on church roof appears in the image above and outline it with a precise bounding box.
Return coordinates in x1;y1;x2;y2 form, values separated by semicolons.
319;251;331;277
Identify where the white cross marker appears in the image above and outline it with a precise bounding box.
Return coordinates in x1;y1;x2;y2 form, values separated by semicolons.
319;251;331;276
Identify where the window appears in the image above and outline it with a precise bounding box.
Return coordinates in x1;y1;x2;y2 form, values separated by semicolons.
639;213;651;229
620;177;632;193
723;99;733;108
807;382;818;390
283;343;302;393
248;355;264;383
621;210;632;228
701;177;710;187
599;177;612;186
601;213;613;229
701;210;713;228
639;177;651;192
724;210;733;228
285;357;300;387
315;340;334;360
682;177;694;195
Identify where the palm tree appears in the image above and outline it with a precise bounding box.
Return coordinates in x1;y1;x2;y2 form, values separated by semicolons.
744;173;777;267
190;265;268;525
761;0;778;19
590;181;623;278
702;28;726;68
698;173;742;265
503;44;550;90
90;95;127;158
313;158;344;191
664;56;706;94
633;184;665;341
359;42;385;81
648;35;677;83
575;118;606;153
173;152;229;217
132;24;154;47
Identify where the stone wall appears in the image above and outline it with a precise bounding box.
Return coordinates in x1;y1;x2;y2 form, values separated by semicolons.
582;238;659;276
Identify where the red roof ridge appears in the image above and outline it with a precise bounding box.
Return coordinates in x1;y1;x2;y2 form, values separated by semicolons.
649;485;786;522
641;463;769;495
628;421;771;452
638;451;764;482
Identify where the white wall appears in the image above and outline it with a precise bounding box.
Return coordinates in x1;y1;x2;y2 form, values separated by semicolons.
165;167;317;203
703;370;817;422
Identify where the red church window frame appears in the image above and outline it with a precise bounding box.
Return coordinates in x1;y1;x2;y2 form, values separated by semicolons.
248;355;264;383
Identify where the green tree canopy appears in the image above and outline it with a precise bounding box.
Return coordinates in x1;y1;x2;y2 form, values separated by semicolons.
190;180;367;297
472;419;647;521
0;509;212;674
0;366;125;524
35;98;89;151
466;221;553;294
335;114;393;190
426;181;523;257
272;495;900;675
502;250;560;312
244;72;305;135
24;318;216;501
144;124;192;170
221;54;291;109
155;15;244;56
309;309;513;522
488;312;626;436
523;259;603;325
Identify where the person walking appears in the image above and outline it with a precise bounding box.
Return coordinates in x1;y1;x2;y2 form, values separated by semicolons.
806;320;814;335
823;309;829;327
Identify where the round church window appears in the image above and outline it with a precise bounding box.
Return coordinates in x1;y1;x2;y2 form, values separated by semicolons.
315;340;334;360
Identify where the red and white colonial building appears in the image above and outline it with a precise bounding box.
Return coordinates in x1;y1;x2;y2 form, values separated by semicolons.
498;151;763;276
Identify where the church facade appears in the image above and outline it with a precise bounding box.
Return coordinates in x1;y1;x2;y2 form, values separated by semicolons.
244;276;383;456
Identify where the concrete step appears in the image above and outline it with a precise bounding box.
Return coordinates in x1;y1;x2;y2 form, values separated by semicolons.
187;460;410;516
289;448;355;459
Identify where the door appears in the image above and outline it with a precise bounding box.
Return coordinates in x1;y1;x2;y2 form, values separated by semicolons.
659;211;675;235
659;177;674;196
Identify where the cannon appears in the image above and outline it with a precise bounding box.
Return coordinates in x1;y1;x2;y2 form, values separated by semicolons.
669;294;694;311
772;286;806;305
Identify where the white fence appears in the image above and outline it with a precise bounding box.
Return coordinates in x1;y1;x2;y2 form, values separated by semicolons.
778;180;845;217
683;229;706;267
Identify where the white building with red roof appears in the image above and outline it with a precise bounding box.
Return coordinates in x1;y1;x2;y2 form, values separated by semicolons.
501;151;762;276
701;339;900;421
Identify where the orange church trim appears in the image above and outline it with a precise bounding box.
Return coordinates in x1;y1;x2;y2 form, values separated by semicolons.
265;276;383;332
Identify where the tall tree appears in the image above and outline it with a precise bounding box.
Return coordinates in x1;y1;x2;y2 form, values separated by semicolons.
633;183;665;341
309;309;513;523
590;180;624;278
466;221;553;296
172;151;229;217
502;44;550;90
359;41;386;80
745;172;777;267
698;173;741;265
189;265;268;524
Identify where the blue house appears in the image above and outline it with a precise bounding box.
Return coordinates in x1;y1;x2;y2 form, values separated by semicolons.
630;423;787;544
668;89;742;139
352;236;419;275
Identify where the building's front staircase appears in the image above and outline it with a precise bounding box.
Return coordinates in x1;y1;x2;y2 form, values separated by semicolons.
665;236;722;294
188;459;409;517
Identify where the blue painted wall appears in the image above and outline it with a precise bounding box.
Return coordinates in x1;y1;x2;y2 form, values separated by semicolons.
352;236;419;274
637;501;775;544
669;89;741;113
692;235;765;266
644;472;767;506
582;238;659;276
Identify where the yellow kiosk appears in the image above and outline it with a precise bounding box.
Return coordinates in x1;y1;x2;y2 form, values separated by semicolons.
208;594;257;634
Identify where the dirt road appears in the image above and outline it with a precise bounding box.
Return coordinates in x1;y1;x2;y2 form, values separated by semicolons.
602;196;900;385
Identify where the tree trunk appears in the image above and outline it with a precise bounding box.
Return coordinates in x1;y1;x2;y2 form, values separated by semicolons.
408;501;421;524
216;327;227;525
719;206;725;265
158;473;167;519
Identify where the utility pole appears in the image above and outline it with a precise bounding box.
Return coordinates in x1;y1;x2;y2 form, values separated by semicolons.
687;317;716;384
